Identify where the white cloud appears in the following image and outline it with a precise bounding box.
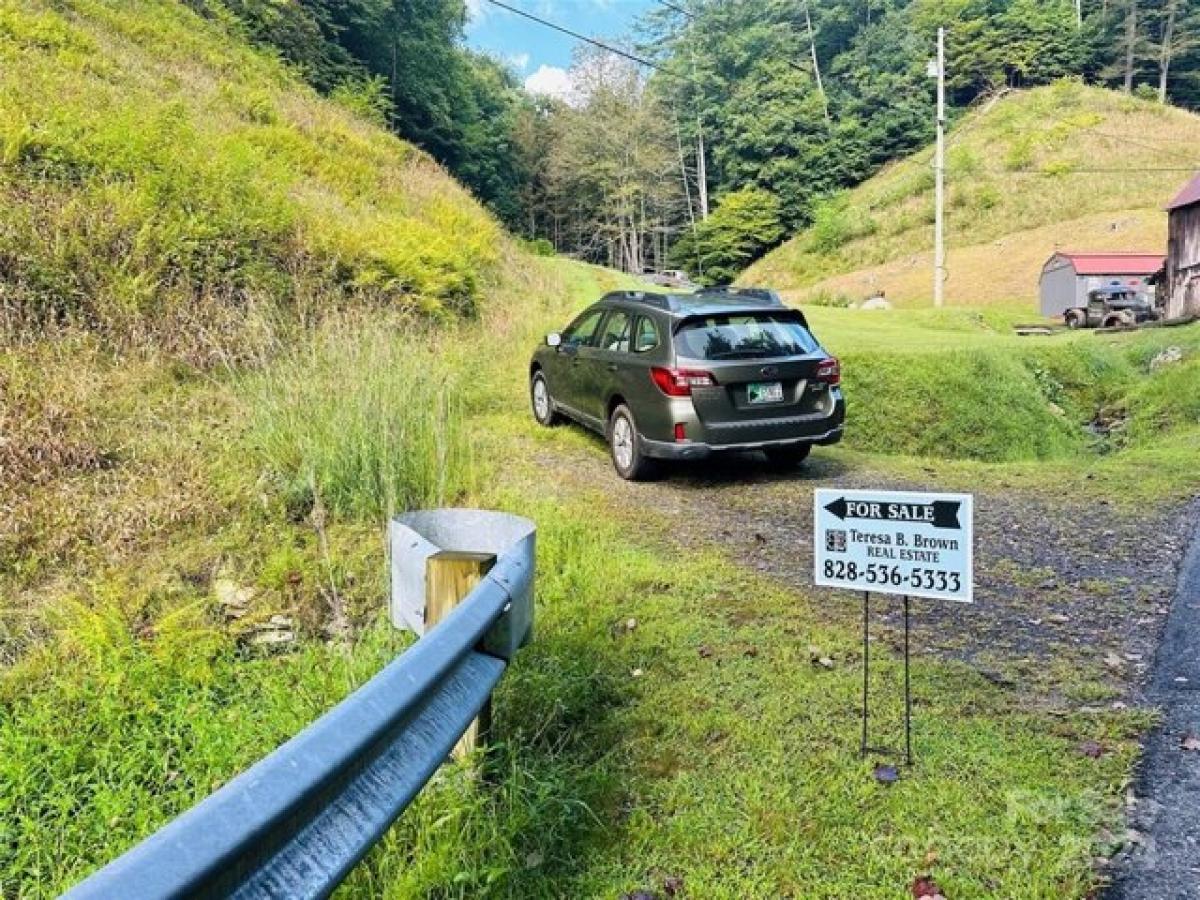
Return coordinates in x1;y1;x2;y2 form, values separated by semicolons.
524;64;575;103
465;0;489;27
508;51;531;72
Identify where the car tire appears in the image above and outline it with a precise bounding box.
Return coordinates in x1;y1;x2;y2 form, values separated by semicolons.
608;404;656;481
764;444;812;467
1064;309;1085;329
530;370;561;427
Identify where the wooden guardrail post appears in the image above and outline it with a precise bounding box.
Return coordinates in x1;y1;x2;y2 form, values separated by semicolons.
426;550;497;759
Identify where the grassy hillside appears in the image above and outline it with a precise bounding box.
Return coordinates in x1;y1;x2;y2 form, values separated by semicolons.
0;0;502;353
745;82;1200;308
2;4;1199;898
806;306;1200;494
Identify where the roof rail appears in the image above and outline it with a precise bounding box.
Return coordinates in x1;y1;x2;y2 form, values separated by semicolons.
694;286;786;306
600;290;675;310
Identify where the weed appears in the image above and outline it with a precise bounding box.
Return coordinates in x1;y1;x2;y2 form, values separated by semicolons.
246;320;475;522
0;0;503;355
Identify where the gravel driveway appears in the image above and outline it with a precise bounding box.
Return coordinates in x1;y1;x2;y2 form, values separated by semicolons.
526;436;1196;706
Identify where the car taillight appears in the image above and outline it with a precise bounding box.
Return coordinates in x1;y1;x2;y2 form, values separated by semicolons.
650;366;717;397
815;357;841;386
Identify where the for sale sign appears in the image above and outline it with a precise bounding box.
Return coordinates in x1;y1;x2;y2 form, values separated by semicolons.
814;489;974;602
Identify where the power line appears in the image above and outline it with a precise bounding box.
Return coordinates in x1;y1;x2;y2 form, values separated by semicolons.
994;166;1200;174
483;0;673;75
655;0;696;21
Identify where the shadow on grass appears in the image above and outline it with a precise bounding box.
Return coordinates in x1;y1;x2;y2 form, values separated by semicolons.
343;624;638;897
567;427;854;489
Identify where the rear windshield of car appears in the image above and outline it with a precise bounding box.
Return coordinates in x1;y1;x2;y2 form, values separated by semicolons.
674;313;820;360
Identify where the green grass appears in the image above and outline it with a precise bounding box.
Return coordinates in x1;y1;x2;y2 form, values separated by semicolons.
1;0;502;349
246;320;477;521
745;81;1200;306
339;494;1147;899
0;482;1149;898
0;596;410;892
804;305;1200;480
1;2;1194;896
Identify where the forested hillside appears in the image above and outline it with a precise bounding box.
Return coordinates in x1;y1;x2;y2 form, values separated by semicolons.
642;0;1200;280
199;0;1200;281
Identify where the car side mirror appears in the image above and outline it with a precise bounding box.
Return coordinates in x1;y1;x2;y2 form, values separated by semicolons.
546;332;562;348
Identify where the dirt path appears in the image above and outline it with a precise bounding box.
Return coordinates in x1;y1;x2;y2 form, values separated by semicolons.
526;434;1195;706
1107;522;1200;899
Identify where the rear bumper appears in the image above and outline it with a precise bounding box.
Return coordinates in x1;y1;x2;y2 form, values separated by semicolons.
639;389;845;460
643;422;844;460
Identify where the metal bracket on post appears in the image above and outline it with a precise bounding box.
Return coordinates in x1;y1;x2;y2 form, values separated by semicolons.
860;591;915;766
389;509;535;661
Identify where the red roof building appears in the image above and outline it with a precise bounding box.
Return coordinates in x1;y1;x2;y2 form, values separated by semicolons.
1039;251;1164;318
1050;252;1166;276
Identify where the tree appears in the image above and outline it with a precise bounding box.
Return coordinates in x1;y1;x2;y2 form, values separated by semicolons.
671;187;785;285
532;49;685;271
1152;0;1200;104
1123;0;1139;91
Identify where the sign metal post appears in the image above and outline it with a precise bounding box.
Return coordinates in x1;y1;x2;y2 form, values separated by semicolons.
815;489;974;765
861;591;870;758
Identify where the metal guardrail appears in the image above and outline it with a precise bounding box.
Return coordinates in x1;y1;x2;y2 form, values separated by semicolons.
65;510;535;900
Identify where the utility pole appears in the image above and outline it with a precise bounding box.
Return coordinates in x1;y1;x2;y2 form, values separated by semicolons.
1075;0;1082;26
932;26;946;308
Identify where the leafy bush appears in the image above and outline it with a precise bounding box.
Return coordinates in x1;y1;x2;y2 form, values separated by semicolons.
522;237;556;257
806;195;879;254
330;75;393;128
807;289;855;308
671;187;784;284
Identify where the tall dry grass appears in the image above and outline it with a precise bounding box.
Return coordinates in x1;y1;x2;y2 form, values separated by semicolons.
247;319;476;522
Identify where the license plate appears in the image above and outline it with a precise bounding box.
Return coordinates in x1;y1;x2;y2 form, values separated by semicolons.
747;381;784;404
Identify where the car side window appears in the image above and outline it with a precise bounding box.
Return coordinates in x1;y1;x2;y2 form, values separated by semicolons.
598;310;631;353
632;316;659;353
563;310;605;347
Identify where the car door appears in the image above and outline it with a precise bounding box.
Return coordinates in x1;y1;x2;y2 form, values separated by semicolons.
553;307;606;416
585;308;634;425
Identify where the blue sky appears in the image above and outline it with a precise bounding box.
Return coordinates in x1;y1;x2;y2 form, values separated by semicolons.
465;0;656;100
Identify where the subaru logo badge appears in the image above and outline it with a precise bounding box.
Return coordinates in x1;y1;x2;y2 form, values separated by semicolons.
760;365;779;377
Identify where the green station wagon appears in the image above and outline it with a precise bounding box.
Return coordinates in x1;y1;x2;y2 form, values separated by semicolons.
529;287;844;479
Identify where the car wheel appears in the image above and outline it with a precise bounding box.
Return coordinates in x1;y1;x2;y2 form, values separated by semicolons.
608;404;656;481
1064;309;1085;329
764;444;812;467
530;371;560;426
